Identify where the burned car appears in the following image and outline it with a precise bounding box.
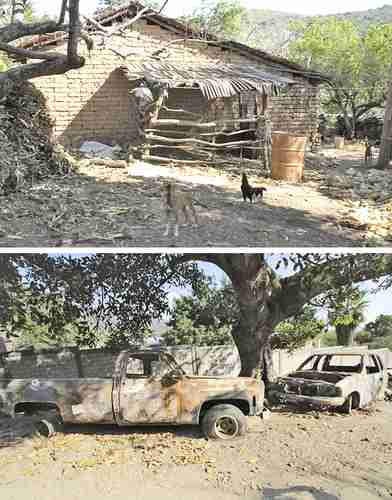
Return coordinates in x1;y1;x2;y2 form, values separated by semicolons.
0;350;264;440
269;351;387;414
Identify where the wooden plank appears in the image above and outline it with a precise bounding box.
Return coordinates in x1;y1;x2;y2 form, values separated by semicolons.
150;117;259;129
147;134;257;148
199;129;256;137
142;154;264;167
161;106;203;118
145;128;191;136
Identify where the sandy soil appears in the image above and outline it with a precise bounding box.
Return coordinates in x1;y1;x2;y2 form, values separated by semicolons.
0;146;385;248
1;401;391;500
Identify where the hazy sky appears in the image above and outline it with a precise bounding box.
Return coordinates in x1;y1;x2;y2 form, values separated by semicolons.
33;0;392;18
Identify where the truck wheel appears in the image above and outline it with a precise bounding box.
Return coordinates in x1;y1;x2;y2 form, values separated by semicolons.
201;404;247;440
35;413;63;438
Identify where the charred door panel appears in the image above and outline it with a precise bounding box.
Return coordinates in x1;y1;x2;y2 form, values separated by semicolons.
119;377;178;424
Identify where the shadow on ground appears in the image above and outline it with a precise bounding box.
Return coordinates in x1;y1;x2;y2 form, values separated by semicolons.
262;485;339;500
0;161;365;247
63;422;203;440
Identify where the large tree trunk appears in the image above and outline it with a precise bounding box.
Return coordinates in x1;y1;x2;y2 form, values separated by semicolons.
231;302;277;383
335;325;355;346
378;75;392;169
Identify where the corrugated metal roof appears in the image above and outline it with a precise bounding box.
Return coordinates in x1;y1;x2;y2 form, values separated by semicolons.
120;61;294;99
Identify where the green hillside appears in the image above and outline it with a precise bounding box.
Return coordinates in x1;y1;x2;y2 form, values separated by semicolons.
237;4;392;54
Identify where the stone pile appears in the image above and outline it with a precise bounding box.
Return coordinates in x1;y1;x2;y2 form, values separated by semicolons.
326;168;392;204
305;152;340;170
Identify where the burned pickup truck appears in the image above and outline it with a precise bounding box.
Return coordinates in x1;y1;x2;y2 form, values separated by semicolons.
0;350;264;440
269;350;387;414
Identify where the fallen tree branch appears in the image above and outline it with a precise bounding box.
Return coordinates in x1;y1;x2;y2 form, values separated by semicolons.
83;14;109;34
0;55;84;96
0;20;68;43
0;0;86;98
109;6;150;35
0;41;60;60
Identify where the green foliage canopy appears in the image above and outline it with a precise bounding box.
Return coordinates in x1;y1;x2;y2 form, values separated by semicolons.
162;277;237;346
181;0;245;38
271;306;326;352
0;254;203;349
288;18;392;136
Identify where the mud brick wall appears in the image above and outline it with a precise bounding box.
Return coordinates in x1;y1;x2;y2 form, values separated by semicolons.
30;18;320;148
270;84;320;137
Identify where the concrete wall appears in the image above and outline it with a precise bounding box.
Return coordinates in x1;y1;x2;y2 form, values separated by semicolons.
0;344;324;379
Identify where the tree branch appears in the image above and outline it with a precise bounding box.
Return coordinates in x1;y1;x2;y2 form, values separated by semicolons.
0;55;84;96
0;20;67;43
274;254;392;322
58;0;68;25
109;6;150;35
157;0;170;14
0;41;61;60
83;14;108;34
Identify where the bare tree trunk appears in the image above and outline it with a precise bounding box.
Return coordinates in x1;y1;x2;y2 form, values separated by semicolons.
378;75;392;169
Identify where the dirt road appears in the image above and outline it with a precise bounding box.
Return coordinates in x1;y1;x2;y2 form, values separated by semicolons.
1;146;387;248
1;402;391;500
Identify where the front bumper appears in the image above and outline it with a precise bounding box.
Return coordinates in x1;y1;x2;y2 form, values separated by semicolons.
269;390;345;409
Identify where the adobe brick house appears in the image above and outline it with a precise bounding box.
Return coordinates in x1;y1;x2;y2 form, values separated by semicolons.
22;1;326;161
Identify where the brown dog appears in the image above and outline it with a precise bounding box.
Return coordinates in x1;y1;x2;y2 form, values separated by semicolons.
162;182;198;237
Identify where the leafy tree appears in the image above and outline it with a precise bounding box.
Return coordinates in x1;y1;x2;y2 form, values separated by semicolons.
321;329;338;347
365;314;392;338
357;314;392;349
0;254;203;348
271;306;326;352
182;0;245;38
288;18;392;138
2;254;392;387
3;288;91;349
161;277;237;346
164;281;326;352
321;285;369;346
355;329;372;345
180;254;392;384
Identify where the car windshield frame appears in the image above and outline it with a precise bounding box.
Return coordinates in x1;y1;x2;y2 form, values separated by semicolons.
297;353;364;374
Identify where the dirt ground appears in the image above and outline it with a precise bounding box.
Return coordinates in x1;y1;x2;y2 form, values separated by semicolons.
1;145;390;248
1;401;391;500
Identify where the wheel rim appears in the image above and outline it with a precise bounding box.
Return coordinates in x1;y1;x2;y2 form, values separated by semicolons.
214;416;239;439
